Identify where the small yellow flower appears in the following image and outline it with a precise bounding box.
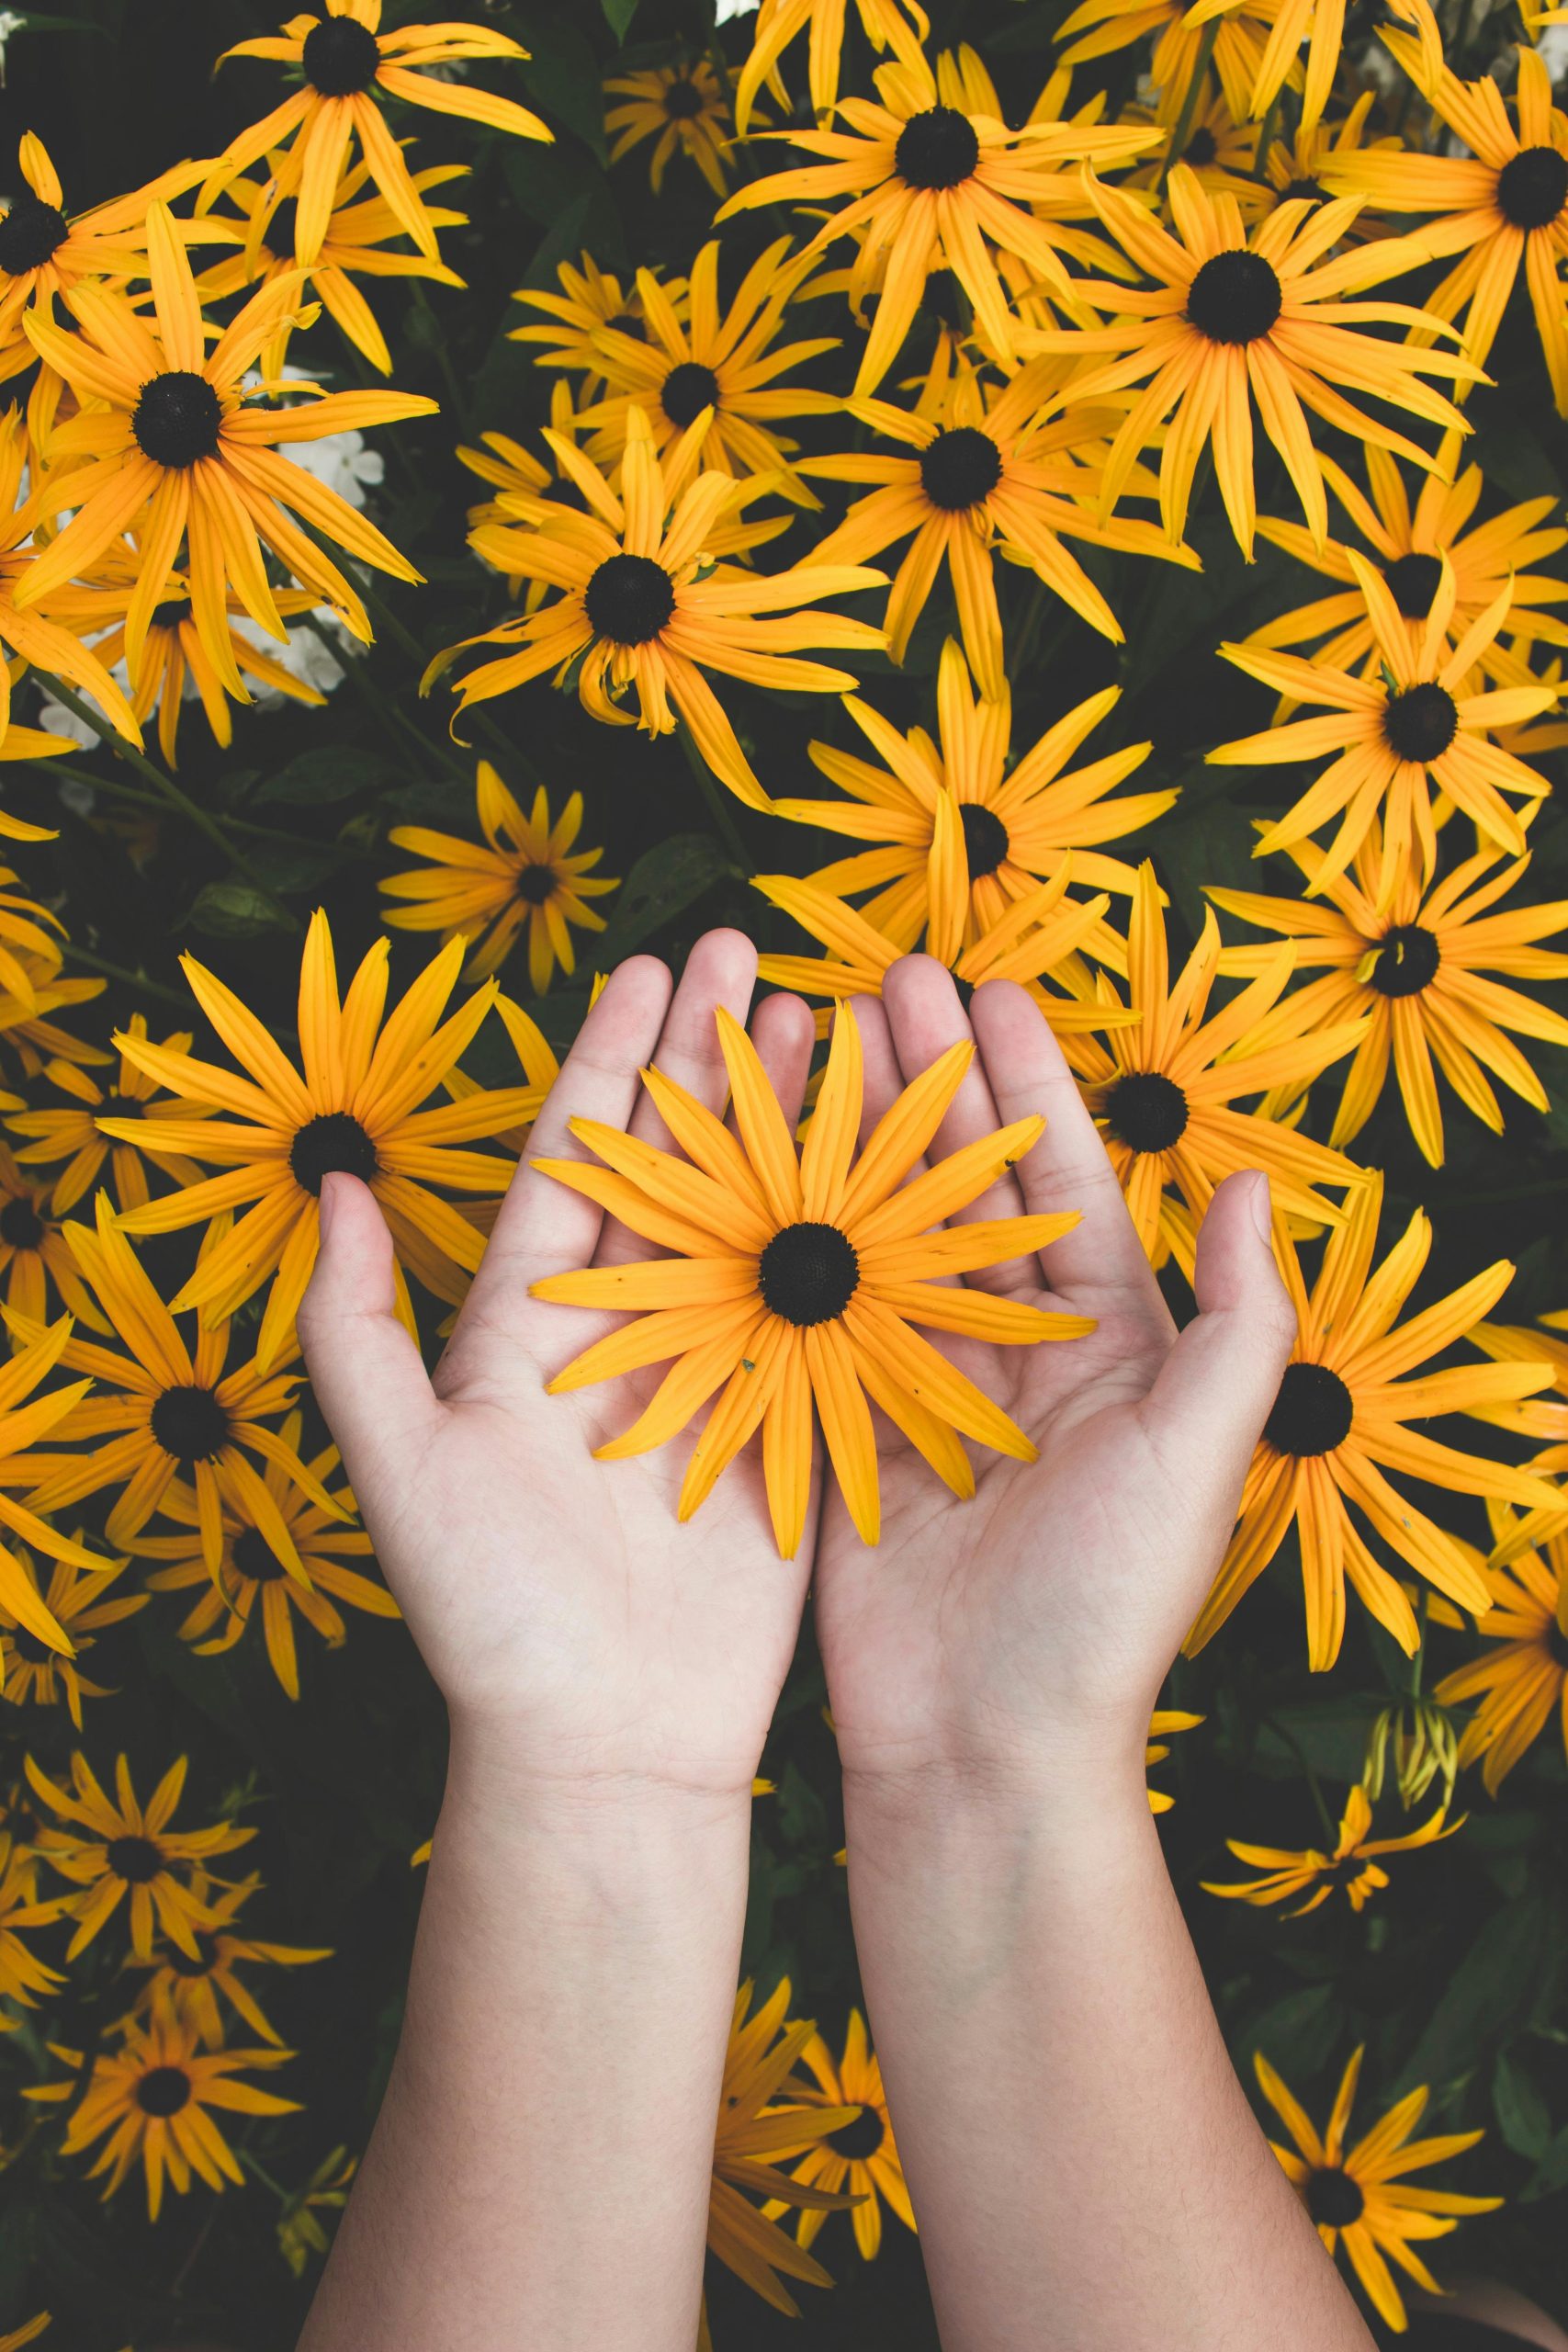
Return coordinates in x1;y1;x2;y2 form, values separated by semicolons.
26;1750;254;1962
1203;1782;1461;1914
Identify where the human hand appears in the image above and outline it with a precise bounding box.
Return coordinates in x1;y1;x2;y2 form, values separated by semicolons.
298;930;819;1805
811;956;1298;1806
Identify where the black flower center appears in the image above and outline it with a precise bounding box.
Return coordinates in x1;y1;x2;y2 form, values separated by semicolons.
959;802;1010;878
136;2064;194;2118
1382;549;1443;619
758;1221;861;1328
660;359;720;428
1184;126;1218;165
662;75;705;119
1;1802;39;1843
1544;1618;1568;1669
828;2106;886;2159
132;371;222;469
232;1527;288;1586
0;1194;45;1250
1280;175;1327;206
301;14;381;96
290;1111;379;1195
1265;1361;1354;1457
1105;1070;1189;1153
169;1930;220;1977
1185;250;1282;345
9;1624;54;1665
919;425;1003;513
923;269;966;330
1383;681;1458;763
1496;144;1568;230
0;195;71;276
152;598;192;631
1318;1850;1371;1887
1370;922;1440;998
150;1383;232;1466
107;1834;165;1885
1306;2165;1365;2227
604;312;640;335
263;197;299;260
895;106;980;190
584;551;675;646
516;863;558;906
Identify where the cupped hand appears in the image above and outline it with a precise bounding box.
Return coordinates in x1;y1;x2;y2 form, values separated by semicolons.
811;956;1298;1801
299;930;819;1803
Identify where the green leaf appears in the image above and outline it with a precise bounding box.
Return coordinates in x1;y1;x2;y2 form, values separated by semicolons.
1493;2046;1552;2160
602;0;640;34
592;832;730;965
254;745;386;805
1234;1982;1341;2084
1523;2121;1568;2201
186;881;297;939
1397;1895;1557;2095
512;4;609;159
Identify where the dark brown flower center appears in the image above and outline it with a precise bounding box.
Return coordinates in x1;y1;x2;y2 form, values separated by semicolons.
1280;175;1327;205
1184;125;1217;165
136;2064;194;2117
290;1111;379;1194
662;75;705;119
9;1624;55;1665
107;1834;164;1884
151;1383;232;1465
758;1221;860;1328
959;802;1010;878
1370;922;1439;998
1544;1618;1568;1668
896;106;980;190
1265;1362;1354;1457
660;359;720;428
1105;1070;1189;1153
0;1193;45;1250
1496;144;1568;230
132;370;222;469
585;551;675;645
302;14;381;96
169;1930;220;1977
1383;681;1458;763
1186;250;1282;345
152;598;192;632
828;2106;886;2159
516;863;558;906
0;195;70;276
919;425;1003;513
1382;550;1442;618
264;197;299;260
1305;2165;1365;2227
232;1527;288;1586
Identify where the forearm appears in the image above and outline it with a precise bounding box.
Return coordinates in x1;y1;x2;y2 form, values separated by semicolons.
299;1727;748;2352
842;1754;1376;2352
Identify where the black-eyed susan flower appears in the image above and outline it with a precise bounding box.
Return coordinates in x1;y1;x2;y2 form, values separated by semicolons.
127;1869;330;2048
573;237;840;504
0;1317;112;1658
798;357;1198;692
199;153;467;378
1055;0;1278;129
769;2008;913;2259
1146;1707;1201;1812
0;1838;67;2014
0;413;142;752
1258;92;1404;231
13;1194;340;1582
17;205;437;684
1246;435;1568;691
1435;1510;1568;1792
6;1015;211;1214
533;1001;1091;1554
381;765;619;993
99;911;535;1373
431;408;886;811
1204;1781;1461;1914
216;0;547;264
0;867;65;1019
26;2010;298;2220
1130;81;1269;217
0;1142;108;1328
1242;0;1438;134
25;1750;254;1961
1211;557;1556;910
1184;1170;1559;1670
0;1550;144;1729
717;51;1155;394
509;252;671;395
1256;2047;1501;2333
733;0;930;134
606;58;739;201
1064;863;1369;1264
771;637;1172;959
1029;165;1482;560
131;1409;398;1702
1327;40;1568;413
1209;829;1568;1166
0;958;109;1081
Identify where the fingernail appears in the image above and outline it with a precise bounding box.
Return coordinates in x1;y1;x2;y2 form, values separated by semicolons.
1246;1170;1273;1243
318;1173;337;1242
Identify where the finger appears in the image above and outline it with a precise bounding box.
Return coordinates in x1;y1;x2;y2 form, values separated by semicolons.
851;991;912;1150
1137;1172;1296;1532
299;1173;441;1544
881;955;1031;1295
969;976;1168;1317
744;988;817;1141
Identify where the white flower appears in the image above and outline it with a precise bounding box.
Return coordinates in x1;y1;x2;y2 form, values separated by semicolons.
715;0;761;18
245;364;386;512
0;12;26;86
231;605;361;701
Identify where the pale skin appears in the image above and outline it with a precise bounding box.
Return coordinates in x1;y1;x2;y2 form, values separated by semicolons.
296;927;1377;2352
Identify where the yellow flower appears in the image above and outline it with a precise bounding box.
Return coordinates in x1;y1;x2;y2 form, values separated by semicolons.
0;1141;110;1329
717;49;1155;394
1029;165;1482;559
1146;1707;1202;1813
509;251;678;398
768;2007;913;2260
605;57;744;200
1362;1697;1461;1812
1239;0;1438;134
1258;92;1404;231
127;1868;330;2048
1435;1510;1568;1793
0;1838;68;2015
532;1002;1091;1555
733;0;931;135
1256;2046;1501;2334
25;1750;254;1962
277;2146;358;2278
1055;0;1279;129
0;1549;145;1730
381;765;619;992
0;1316;112;1659
1184;1170;1559;1670
6;1014;212;1214
0;955;108;1081
0;410;143;756
216;0;547;263
1203;1782;1461;1914
430;406;886;811
100;911;536;1373
26;2009;298;2221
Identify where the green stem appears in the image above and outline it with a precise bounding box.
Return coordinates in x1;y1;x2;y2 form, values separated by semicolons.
40;758;328;848
36;680;299;931
677;720;751;874
1268;1715;1336;1843
59;941;194;1012
1253;88;1283;182
1409;1586;1430;1702
1160;18;1220;193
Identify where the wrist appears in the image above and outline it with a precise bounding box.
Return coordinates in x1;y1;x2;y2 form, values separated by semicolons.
839;1738;1153;1857
444;1707;763;1824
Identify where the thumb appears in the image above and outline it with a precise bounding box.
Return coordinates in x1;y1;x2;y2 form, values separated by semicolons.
1140;1171;1297;1518
299;1172;441;1511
